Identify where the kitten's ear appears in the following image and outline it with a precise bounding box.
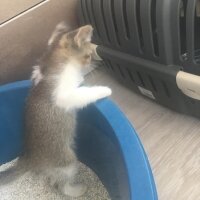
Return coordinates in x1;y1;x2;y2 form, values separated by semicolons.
74;25;93;47
48;22;70;45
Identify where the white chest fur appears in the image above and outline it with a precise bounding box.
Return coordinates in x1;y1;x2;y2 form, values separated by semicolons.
53;62;111;111
53;62;84;110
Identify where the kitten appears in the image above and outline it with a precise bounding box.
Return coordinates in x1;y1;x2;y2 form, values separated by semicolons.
0;23;112;197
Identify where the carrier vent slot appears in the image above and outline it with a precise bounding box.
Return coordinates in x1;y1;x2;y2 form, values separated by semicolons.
85;0;99;38
151;0;159;57
180;0;188;61
105;60;111;70
136;0;144;52
162;81;171;98
101;0;111;43
111;0;120;45
91;0;100;38
105;0;120;46
122;0;130;39
186;0;196;63
79;0;86;24
148;75;157;92
117;64;125;79
137;71;145;87
81;0;89;23
104;60;110;70
107;60;114;71
196;0;200;16
194;0;200;64
85;0;91;23
126;68;135;83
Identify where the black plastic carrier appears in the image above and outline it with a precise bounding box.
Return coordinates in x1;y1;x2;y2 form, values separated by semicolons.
78;0;200;118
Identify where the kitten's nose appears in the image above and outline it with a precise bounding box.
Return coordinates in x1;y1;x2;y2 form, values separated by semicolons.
91;44;102;61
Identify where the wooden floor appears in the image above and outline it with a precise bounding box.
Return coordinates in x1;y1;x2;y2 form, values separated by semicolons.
86;67;200;200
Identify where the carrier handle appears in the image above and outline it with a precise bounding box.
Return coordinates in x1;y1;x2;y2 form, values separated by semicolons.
92;44;200;101
176;71;200;100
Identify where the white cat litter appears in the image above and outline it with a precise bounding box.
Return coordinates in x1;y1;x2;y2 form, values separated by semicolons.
0;160;111;200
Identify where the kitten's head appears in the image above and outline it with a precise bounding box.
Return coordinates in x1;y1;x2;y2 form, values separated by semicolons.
50;24;94;68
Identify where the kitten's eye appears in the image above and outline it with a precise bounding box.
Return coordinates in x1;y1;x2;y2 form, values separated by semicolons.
84;54;91;59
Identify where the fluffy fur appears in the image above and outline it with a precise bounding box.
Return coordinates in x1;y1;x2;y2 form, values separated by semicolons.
0;23;111;198
31;65;43;86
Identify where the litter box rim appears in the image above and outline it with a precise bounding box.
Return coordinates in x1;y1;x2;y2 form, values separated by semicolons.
93;99;158;200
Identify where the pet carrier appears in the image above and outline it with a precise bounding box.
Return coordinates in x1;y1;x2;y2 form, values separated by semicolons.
79;0;200;118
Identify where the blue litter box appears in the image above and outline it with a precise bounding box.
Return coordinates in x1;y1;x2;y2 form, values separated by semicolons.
0;81;158;200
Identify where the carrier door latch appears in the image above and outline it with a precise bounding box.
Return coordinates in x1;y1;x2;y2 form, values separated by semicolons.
176;71;200;100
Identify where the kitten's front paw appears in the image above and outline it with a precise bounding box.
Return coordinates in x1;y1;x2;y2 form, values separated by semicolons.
103;87;112;97
96;86;112;99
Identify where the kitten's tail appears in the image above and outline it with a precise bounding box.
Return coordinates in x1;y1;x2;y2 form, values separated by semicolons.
0;159;28;186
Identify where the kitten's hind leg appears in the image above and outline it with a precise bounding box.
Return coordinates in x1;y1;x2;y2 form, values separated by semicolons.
60;183;87;197
45;164;87;197
60;164;87;197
